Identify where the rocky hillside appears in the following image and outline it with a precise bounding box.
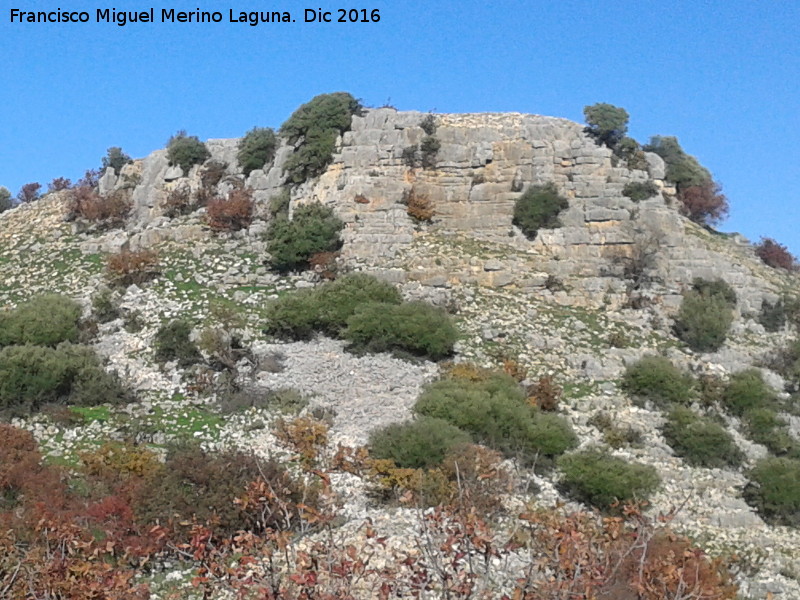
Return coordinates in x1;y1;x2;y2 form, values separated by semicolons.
1;104;799;599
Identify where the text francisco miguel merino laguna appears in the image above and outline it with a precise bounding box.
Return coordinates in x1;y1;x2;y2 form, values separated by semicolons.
9;7;382;25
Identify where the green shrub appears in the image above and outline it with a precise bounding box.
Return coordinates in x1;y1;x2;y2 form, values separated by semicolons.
281;92;361;184
621;355;694;409
311;273;402;335
154;320;201;367
512;183;569;240
643;135;711;192
558;449;660;510
0;343;128;415
133;443;310;538
166;130;210;173
0;295;82;347
369;417;470;469
420;135;441;169
691;278;737;306
622;181;659;202
414;374;577;461
420;114;437;136
743;457;800;526
268;188;291;218
267;203;343;272
661;407;743;468
344;301;458;360
614;137;649;170
101;147;132;174
264;273;402;340
722;369;776;416
583;103;629;148
92;288;121;324
759;299;786;332
673;288;734;352
743;408;799;457
238;127;277;176
0;187;12;213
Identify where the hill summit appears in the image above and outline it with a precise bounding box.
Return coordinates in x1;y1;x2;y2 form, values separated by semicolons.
1;98;798;599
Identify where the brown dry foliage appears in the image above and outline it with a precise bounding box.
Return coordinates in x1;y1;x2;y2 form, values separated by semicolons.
677;180;729;227
68;186;131;226
105;249;160;286
755;237;795;270
47;177;72;192
503;357;528;382
309;250;339;280
527;375;562;411
274;416;330;466
200;160;227;188
206;188;254;231
0;424;740;600
161;185;194;217
404;187;435;222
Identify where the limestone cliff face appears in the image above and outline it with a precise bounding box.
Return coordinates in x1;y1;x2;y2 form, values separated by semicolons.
102;108;784;314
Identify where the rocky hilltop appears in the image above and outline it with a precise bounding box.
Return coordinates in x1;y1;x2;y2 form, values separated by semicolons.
1;106;799;599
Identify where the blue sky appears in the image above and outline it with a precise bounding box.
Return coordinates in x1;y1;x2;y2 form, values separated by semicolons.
2;0;798;253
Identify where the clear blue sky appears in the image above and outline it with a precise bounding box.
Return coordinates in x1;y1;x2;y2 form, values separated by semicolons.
2;0;798;253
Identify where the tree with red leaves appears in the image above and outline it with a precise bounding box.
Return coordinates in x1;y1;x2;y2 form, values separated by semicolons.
677;180;729;227
755;237;796;270
16;182;41;203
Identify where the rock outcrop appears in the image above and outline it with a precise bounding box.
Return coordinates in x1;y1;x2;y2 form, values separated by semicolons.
106;108;784;315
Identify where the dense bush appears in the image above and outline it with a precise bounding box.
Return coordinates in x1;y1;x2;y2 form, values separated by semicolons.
673;279;735;352
0;186;12;213
677;180;729;226
133;443;310;538
743;408;799;457
661;407;743;468
759;299;786;332
622;180;659;202
17;182;41;203
281;92;361;183
0;294;82;347
414;373;577;461
106;249;160;286
102;147;132;174
743;457;800;526
722;369;775;416
403;187;435;222
153;320;201;367
206;188;254;231
344;301;458;360
238;127;277;176
166;130;210;173
512;183;569;240
643;135;711;191
369;417;470;469
68;185;131;226
755;237;795;270
48;177;72;192
419;135;441;169
691;277;737;306
583;103;629;148
161;186;194;217
265;273;402;340
621;355;694;408
0;343;128;415
268;188;291;218
613;136;649;170
762;337;800;392
558;449;660;510
267;203;343;272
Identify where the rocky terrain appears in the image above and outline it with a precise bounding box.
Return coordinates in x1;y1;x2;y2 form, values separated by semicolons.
2;106;799;599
